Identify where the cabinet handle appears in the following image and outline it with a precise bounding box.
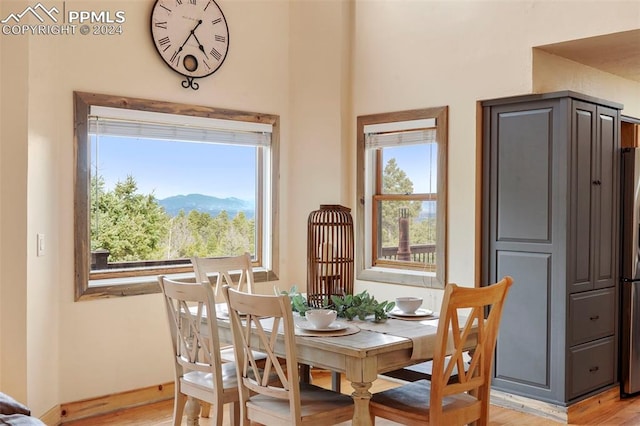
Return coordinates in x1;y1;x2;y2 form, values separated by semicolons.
592;180;602;185
589;366;599;373
589;315;600;321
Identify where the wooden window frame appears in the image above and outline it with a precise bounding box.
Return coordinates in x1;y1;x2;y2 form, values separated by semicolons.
356;106;447;288
73;92;280;300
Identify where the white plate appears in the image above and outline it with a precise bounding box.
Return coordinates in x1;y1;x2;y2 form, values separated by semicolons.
296;322;349;332
389;308;434;317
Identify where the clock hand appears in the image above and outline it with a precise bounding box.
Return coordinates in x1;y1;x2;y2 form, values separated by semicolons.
177;20;204;54
191;32;209;59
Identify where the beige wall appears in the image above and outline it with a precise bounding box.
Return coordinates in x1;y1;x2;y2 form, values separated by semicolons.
285;0;353;288
0;0;639;417
53;0;293;408
0;0;29;403
1;0;294;414
352;0;640;309
533;49;640;118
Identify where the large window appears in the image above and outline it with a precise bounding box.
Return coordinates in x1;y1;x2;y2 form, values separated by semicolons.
356;107;447;288
74;92;279;300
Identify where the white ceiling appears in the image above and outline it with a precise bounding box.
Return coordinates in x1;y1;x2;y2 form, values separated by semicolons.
536;30;640;82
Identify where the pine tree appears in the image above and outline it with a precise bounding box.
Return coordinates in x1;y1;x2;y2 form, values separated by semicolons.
91;175;169;261
381;158;422;247
91;175;257;264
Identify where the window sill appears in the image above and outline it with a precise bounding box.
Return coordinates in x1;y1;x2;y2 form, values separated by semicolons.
77;268;279;301
357;267;441;288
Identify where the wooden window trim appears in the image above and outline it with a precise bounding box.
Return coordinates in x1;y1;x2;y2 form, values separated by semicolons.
74;91;280;301
356;106;448;289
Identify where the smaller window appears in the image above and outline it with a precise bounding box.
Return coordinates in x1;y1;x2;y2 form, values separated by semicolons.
356;107;447;288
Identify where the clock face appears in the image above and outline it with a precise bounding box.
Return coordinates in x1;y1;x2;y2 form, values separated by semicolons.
150;0;229;79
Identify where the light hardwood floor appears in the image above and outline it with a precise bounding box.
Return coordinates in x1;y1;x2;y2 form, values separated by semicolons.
61;370;639;425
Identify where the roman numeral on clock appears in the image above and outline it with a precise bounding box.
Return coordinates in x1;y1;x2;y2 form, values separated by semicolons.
158;36;171;51
170;50;181;65
210;47;222;61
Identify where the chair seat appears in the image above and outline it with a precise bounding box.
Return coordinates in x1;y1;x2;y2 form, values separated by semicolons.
247;382;353;423
382;355;468;383
220;345;268;364
370;379;480;423
182;362;280;391
182;362;240;391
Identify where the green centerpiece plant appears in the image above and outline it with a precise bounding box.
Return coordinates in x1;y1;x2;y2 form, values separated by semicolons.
277;286;311;316
331;291;395;322
277;286;395;322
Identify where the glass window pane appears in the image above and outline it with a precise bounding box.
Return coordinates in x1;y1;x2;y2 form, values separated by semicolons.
90;135;257;269
381;143;437;195
357;106;446;288
376;200;437;270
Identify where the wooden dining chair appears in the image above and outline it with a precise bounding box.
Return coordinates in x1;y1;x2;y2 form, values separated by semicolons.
192;252;255;299
158;275;240;426
370;276;513;426
191;253;270;418
191;253;267;360
222;285;355;425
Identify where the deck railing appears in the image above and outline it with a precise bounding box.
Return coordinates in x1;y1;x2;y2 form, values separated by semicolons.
380;243;436;265
92;243;436;271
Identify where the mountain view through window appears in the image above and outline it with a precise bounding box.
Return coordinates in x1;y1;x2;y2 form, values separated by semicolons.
90;135;259;269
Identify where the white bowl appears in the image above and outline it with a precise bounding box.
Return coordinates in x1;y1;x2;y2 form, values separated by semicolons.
305;309;337;329
395;297;423;314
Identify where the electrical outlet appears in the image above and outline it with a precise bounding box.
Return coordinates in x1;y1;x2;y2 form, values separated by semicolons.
37;233;45;257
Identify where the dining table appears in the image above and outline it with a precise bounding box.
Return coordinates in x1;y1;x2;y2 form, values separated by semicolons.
212;305;456;426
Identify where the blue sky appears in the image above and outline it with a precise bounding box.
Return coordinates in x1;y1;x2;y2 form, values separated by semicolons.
93;136;257;200
93;136;435;201
382;144;438;194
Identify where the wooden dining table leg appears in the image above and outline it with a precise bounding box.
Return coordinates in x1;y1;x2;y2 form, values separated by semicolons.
346;356;377;426
299;363;311;383
351;381;373;426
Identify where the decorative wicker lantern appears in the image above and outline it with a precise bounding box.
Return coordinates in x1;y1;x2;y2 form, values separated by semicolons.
307;205;354;308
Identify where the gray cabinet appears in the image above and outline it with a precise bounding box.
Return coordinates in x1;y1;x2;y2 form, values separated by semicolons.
482;91;621;405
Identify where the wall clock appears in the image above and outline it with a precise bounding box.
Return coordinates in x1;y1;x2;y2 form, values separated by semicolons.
150;0;229;90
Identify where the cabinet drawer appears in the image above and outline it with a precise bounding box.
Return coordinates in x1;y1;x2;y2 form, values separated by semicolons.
568;337;615;400
569;288;615;346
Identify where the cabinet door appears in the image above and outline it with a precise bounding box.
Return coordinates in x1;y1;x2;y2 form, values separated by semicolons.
569;102;619;293
569;101;596;293
593;105;619;290
485;99;569;404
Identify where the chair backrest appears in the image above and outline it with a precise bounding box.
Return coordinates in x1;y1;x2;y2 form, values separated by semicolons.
222;286;303;421
429;276;513;425
158;275;226;395
192;253;255;297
